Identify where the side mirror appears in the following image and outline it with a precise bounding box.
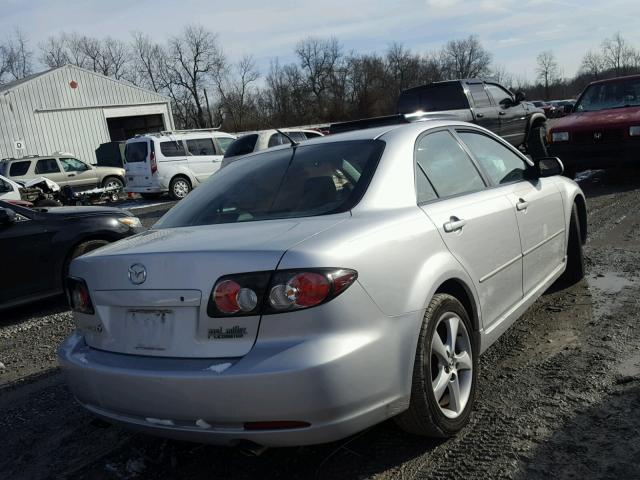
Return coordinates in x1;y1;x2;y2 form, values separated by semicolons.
515;91;526;103
535;157;564;177
563;104;573;114
0;207;17;225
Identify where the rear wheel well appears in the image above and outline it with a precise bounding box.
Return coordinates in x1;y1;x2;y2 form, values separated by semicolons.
527;116;546;137
171;174;191;186
61;235;117;284
434;279;478;333
573;195;587;244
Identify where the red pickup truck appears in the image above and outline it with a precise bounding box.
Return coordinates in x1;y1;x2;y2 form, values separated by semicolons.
548;74;640;178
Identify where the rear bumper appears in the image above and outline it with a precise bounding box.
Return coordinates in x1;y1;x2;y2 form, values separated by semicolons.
549;143;639;170
57;284;422;446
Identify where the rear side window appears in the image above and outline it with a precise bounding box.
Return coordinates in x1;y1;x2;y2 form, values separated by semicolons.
467;83;491;108
155;140;385;228
216;137;234;154
35;158;60;174
9;161;30;177
125;142;148;163
303;131;323;139
187;138;216;156
224;134;259;158
416;130;485;198
160;141;186;157
457;131;528;185
397;83;469;114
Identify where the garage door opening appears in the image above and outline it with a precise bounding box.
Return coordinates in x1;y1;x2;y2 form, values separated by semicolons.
107;114;165;141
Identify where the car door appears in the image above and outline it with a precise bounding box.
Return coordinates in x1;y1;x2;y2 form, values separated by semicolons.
465;81;500;134
186;137;220;182
34;158;67;186
486;83;527;147
0;205;55;304
416;129;523;328
455;129;566;295
59;158;99;189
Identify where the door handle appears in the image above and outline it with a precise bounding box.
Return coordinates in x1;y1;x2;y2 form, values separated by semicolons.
516;198;529;211
443;216;466;233
499;111;506;116
68;173;76;177
476;112;484;118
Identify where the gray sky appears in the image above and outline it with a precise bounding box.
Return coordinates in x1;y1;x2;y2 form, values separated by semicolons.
3;0;640;82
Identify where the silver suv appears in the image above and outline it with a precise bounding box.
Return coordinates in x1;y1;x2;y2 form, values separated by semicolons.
0;153;125;190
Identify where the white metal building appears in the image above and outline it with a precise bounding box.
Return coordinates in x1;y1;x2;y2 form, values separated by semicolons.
0;64;174;164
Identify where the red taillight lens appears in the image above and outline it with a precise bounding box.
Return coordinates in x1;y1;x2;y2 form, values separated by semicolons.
150;150;157;174
207;268;358;317
66;277;94;315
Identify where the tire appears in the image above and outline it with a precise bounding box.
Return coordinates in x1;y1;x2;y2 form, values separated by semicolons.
102;176;124;199
169;176;191;200
557;205;585;286
527;123;548;160
395;293;478;438
63;239;110;282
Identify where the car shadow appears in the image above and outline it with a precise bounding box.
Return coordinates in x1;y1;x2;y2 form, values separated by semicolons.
576;168;640;199
0;295;68;328
515;381;640;480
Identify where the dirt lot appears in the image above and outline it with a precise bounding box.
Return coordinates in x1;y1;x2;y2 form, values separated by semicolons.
1;170;639;480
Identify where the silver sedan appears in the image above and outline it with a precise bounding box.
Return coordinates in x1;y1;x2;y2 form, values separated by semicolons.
58;121;586;447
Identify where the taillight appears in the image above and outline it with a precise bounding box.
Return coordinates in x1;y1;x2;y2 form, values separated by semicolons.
150;149;157;174
207;268;357;317
66;277;95;315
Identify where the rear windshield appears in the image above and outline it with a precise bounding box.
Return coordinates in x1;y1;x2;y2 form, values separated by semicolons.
397;83;468;113
223;134;259;158
125;141;148;163
155;140;385;228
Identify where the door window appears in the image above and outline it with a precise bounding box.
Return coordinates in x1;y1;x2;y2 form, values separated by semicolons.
60;158;89;172
186;138;216;156
224;134;258;157
467;83;491;108
160;141;186;157
416;168;438;204
415;130;485;198
457;131;529;185
9;161;30;176
35;158;61;174
268;132;307;147
486;84;513;107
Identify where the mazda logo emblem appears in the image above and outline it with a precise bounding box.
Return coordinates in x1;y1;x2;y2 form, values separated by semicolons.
128;264;147;285
593;132;602;140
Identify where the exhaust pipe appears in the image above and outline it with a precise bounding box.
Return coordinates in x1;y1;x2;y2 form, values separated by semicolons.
237;440;269;457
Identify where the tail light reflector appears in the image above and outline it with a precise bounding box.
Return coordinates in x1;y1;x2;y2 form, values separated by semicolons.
150;143;157;174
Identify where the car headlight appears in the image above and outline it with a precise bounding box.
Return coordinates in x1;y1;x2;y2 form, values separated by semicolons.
118;217;142;229
629;126;640;136
551;131;569;142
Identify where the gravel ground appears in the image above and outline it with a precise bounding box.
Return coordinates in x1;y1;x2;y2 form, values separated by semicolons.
0;169;639;480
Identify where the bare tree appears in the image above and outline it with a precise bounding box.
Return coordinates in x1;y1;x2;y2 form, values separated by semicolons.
536;50;559;99
217;55;260;131
0;29;33;82
440;35;491;79
99;37;129;79
581;50;605;79
40;35;70;68
386;43;424;94
601;32;636;75
130;32;165;92
295;37;342;108
167;25;226;128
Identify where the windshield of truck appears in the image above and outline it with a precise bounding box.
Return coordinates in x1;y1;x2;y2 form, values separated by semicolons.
575;77;640;112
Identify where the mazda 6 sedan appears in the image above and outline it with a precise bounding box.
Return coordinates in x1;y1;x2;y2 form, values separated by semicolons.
58;121;587;447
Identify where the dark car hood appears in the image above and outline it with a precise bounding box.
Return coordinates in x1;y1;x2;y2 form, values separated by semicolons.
36;206;130;218
551;106;640;131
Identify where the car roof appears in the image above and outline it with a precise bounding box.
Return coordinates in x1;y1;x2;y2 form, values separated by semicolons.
128;131;236;142
234;128;322;137
588;73;640;86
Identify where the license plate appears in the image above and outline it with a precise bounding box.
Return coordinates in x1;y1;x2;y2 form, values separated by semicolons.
127;309;173;351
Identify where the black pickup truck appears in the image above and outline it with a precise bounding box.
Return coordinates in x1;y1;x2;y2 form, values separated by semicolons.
331;78;549;158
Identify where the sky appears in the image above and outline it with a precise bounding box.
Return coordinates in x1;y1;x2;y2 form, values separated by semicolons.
2;0;640;83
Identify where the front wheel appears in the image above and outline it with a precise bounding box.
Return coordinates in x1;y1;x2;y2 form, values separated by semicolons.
102;176;124;190
169;176;191;200
395;293;478;437
527;123;548;160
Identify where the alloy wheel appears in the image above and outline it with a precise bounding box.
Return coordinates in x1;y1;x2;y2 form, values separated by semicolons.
173;179;189;198
429;312;473;418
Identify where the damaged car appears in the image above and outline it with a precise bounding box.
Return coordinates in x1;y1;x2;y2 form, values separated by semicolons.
58;121;586;447
0;200;144;311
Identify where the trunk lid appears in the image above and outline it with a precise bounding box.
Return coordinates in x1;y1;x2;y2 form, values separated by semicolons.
70;215;347;358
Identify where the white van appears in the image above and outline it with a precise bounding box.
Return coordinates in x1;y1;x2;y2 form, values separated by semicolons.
124;130;236;200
